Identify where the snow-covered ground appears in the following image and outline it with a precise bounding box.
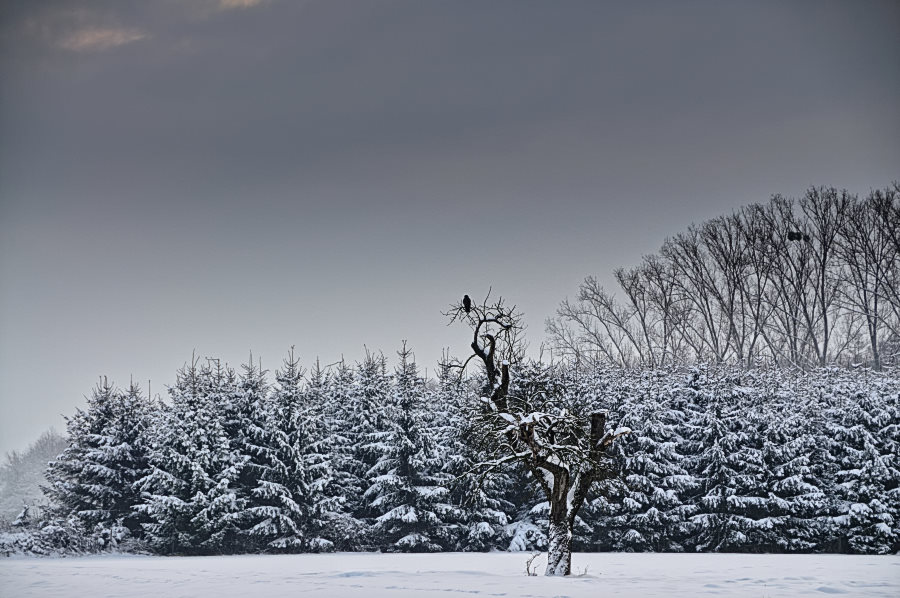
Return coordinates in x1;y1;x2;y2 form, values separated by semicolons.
1;552;898;597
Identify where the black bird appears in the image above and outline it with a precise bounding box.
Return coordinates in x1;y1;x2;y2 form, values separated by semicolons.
463;294;472;314
787;231;803;241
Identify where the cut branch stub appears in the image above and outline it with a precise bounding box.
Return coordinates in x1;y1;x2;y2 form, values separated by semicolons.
589;411;607;451
493;362;510;412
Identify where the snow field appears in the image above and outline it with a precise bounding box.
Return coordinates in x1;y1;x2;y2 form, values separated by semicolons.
1;552;898;598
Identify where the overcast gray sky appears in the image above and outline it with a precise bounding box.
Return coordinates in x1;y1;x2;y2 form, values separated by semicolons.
1;0;898;454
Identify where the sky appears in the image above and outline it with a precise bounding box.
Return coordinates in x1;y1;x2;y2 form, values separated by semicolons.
1;0;898;455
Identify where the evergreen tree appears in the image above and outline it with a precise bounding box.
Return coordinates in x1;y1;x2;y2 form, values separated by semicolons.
246;349;332;551
687;375;748;552
137;358;245;554
44;378;154;539
762;378;830;552
354;351;392;513
225;356;283;552
441;364;512;551
365;344;452;552
827;376;899;554
608;370;694;552
316;359;370;549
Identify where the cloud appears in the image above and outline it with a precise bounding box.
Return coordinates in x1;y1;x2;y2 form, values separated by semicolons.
218;0;266;9
57;27;147;52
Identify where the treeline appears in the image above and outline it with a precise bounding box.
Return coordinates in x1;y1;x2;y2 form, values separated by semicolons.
0;430;67;522
3;349;897;555
549;184;900;369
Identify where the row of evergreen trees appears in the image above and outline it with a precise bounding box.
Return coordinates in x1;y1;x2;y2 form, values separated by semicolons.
35;348;900;555
583;366;899;554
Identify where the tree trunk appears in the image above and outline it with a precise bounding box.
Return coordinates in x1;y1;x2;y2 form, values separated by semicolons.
545;516;572;576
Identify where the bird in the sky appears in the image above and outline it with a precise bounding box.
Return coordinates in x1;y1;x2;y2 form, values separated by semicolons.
463;294;472;314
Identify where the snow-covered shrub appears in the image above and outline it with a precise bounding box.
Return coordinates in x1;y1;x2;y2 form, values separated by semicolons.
505;517;547;552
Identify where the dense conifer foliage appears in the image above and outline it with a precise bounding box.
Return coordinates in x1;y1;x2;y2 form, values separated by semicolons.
8;355;897;556
44;378;154;540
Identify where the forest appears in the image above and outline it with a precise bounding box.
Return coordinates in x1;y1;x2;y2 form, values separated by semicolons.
1;185;898;559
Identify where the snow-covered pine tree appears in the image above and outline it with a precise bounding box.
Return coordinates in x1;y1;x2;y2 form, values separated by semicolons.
420;361;467;548
195;359;248;552
137;358;245;554
655;370;703;550
107;380;156;538
343;351;391;541
316;358;370;549
826;370;900;554
44;378;116;528
243;348;332;552
721;383;776;551
440;363;512;551
44;378;155;541
761;373;830;552
604;369;695;552
221;355;283;552
364;343;452;552
872;372;900;554
297;356;344;551
687;372;749;552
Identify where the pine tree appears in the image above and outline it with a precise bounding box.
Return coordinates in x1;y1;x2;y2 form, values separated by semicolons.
225;355;281;552
828;374;899;554
44;378;154;540
245;348;332;551
364;344;452;552
762;376;829;552
687;375;749;552
137;358;245;554
609;370;694;552
441;364;512;551
576;367;633;552
317;358;371;549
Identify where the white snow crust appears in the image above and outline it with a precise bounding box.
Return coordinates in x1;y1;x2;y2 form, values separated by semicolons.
1;552;897;597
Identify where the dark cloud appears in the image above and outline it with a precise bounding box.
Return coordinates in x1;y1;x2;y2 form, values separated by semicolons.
1;0;898;453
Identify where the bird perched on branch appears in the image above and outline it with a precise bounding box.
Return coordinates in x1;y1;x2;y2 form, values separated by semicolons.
463;294;472;314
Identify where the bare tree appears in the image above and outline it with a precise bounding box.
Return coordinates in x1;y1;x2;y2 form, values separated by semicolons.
868;184;900;359
661;228;731;363
700;214;754;362
446;293;629;576
836;192;894;369
641;254;690;366
549;259;691;368
734;204;779;366
613;265;656;365
758;195;818;365
547;184;893;370
551;277;640;366
799;187;851;365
